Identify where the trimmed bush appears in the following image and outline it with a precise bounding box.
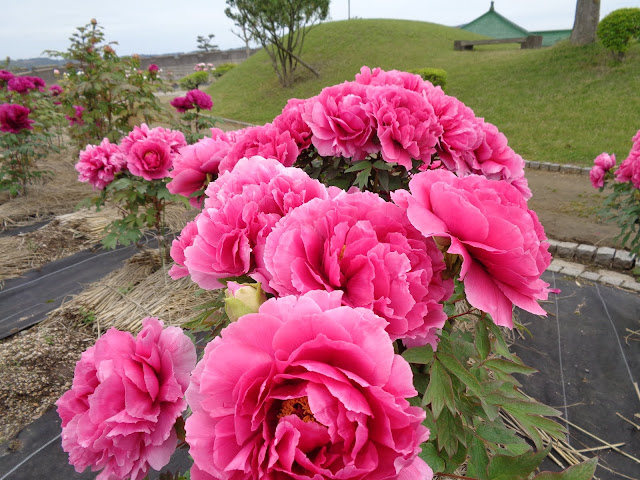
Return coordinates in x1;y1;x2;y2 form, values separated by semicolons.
407;68;447;88
597;8;640;59
212;63;237;78
179;71;210;90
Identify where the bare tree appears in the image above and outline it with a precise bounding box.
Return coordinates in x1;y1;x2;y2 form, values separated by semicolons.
225;0;330;87
570;0;601;45
229;8;254;59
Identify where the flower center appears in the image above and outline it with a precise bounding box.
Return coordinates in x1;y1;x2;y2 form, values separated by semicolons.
144;151;160;168
278;396;317;423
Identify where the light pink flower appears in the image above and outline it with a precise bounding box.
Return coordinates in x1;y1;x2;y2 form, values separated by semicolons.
185;290;432;480
182;158;328;289
167;135;232;207
168;219;200;280
302;81;378;161
219;123;299;174
594;152;616;171
393;170;551;328
590;165;606;189
264;190;453;346
75;138;127;190
273;97;313;151
366;85;442;169
56;317;196;480
127;138;173;180
355;66;429;94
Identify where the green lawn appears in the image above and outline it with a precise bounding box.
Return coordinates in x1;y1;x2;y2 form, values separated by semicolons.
207;19;640;166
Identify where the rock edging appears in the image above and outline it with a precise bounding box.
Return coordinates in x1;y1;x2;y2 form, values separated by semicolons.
524;159;591;175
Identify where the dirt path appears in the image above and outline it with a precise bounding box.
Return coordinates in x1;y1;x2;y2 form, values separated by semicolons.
525;169;623;249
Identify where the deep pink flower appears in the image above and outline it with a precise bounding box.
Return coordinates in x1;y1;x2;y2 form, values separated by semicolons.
120;123;186;157
594;152;616;172
302;81;377;161
182;157;328;289
167;135;231;207
615;148;640;189
0;69;14;85
393;169;551;328
49;84;63;96
264;190;452;346
219;123;299;174
186;89;213;111
7;76;37;93
365;85;442;170
148;64;159;73
185;290;432;480
169;219;200;280
127;138;174;180
170;95;194;113
66;105;85;126
590;165;606;189
76;138;127;190
56;317;197;480
355;66;429;94
0;103;34;133
273;98;313;151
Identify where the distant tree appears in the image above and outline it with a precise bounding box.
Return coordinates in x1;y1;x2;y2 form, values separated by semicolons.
224;0;330;87
571;0;601;45
197;34;219;52
227;6;254;59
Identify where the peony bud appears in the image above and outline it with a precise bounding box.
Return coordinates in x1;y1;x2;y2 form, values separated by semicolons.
224;282;267;322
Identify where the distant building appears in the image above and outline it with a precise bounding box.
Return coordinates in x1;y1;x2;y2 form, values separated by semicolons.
460;2;571;47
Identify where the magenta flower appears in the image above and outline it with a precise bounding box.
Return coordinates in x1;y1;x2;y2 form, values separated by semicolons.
56;317;197;480
264;190;453;346
148;64;159;73
185;89;213;110
302;81;377;161
393;169;551;328
7;76;38;93
219;123;299;174
127;138;174;181
181;157;328;289
76;138;127;190
366;85;442;170
185;290;432;480
273;97;313;150
66;105;85;126
170;96;194;113
0;103;34;133
0;69;14;85
49;84;63;96
167;135;232;207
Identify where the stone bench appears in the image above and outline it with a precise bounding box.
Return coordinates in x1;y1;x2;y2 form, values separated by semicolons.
454;35;543;51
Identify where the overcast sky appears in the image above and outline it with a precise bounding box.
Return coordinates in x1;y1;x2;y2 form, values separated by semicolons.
0;1;634;60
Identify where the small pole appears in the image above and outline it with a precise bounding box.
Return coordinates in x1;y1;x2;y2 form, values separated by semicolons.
348;0;351;20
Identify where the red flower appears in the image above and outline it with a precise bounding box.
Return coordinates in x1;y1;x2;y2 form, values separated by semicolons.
0;103;34;133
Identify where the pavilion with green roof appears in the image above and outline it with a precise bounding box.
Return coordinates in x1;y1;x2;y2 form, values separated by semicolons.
460;2;571;47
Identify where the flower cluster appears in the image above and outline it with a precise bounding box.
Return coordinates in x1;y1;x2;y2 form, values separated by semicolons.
194;62;215;72
170;89;213;113
0;103;34;133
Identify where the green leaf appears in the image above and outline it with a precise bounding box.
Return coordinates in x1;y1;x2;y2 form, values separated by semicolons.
476;421;523;445
532;457;598;480
344;160;371;173
402;345;434;365
436;409;462;459
484;358;538;375
466;436;489;480
488;445;551;480
423;359;455;417
372;159;394;170
501;399;562;418
354;166;372;189
475;320;490;361
418;442;445;474
437;352;484;397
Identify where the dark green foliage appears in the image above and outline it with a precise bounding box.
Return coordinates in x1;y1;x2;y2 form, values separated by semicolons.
211;63;237;78
179;71;210;91
597;8;640;59
407;67;447;88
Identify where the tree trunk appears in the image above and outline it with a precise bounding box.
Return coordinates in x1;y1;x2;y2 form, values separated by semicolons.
570;0;601;45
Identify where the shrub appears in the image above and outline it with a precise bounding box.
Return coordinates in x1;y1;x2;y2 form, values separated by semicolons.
211;63;236;78
597;8;640;59
179;71;209;91
407;67;447;88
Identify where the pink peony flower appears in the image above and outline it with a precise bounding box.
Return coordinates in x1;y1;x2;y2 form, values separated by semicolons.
181;157;328;289
591;151;617;190
615;147;640;189
186;89;213;110
185;290;432;480
170;95;194;113
167;135;231;207
273;97;313;151
7;76;38;93
393;169;551;328
49;84;63;96
0;103;34;133
76;138;127;190
302;81;377;161
168;218;200;280
120;124;186;157
365;85;442;170
355;66;429;94
594;152;616;171
219;123;299;174
264;190;452;346
66;105;85;126
148;64;159;73
56;317;197;480
590;165;606;189
0;69;14;85
127;138;174;181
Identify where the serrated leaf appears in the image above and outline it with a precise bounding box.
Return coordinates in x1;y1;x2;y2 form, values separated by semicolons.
372;159;394;170
402;345;434;365
466;436;489;480
484;358;538;375
419;442;445;473
476;421;523;445
501;399;562;418
423;359;455;417
436;408;461;459
437;352;484;397
344;160;372;173
354;166;372;188
475;319;490;361
488;445;551;480
532;457;597;480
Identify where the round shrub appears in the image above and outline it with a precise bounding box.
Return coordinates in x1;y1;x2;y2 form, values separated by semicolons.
179;70;210;90
597;8;640;59
211;62;236;78
407;67;447;88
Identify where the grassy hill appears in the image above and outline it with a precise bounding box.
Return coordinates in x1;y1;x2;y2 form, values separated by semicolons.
207;19;640;166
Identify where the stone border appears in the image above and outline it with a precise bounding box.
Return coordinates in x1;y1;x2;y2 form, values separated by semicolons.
547;257;640;292
524;159;591;175
547;239;637;271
